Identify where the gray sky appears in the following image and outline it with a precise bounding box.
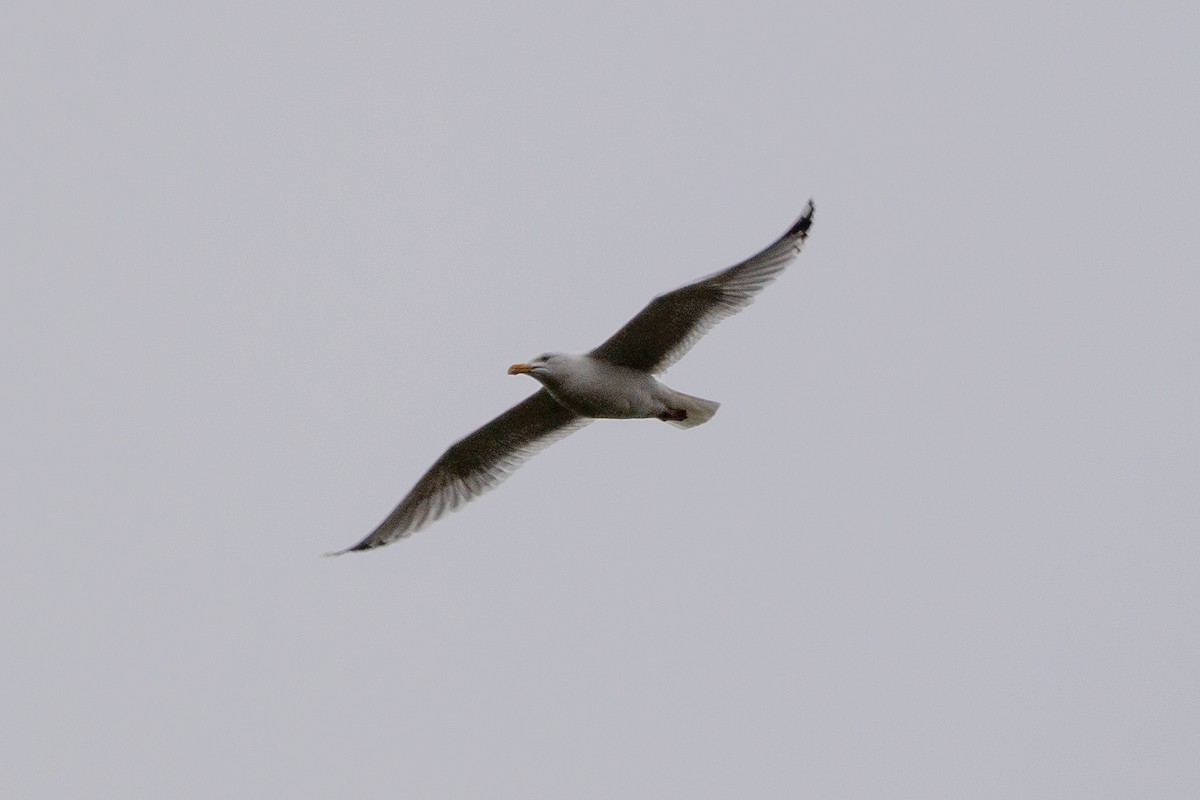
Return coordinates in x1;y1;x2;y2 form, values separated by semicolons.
5;1;1199;797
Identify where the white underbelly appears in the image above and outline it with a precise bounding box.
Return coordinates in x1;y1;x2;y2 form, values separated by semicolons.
549;364;665;419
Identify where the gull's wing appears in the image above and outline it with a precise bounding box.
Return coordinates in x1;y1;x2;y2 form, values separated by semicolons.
331;389;588;554
589;201;814;374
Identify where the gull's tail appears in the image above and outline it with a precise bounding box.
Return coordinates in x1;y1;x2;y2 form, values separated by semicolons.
662;391;720;429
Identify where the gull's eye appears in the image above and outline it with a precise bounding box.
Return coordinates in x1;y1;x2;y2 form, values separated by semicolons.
538;353;551;362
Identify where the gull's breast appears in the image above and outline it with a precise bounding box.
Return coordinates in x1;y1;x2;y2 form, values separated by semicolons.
551;358;663;419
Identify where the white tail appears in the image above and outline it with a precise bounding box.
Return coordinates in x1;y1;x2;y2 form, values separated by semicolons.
663;390;720;429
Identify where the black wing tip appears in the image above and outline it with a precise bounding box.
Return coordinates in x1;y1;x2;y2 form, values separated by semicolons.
786;199;815;238
323;538;384;557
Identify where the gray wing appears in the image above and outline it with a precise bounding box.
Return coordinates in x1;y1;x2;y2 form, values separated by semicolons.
589;201;814;374
331;389;588;554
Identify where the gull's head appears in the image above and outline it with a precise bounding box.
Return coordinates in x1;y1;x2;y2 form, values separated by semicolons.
508;352;564;381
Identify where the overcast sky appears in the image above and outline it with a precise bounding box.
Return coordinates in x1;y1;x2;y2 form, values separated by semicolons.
5;1;1199;797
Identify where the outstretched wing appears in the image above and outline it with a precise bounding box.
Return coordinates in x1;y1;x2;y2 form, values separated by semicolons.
589;201;814;374
331;389;587;554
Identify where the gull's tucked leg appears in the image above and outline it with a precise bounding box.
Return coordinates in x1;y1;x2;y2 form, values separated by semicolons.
657;389;721;429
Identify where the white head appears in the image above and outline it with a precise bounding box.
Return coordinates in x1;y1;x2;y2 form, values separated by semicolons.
507;352;569;386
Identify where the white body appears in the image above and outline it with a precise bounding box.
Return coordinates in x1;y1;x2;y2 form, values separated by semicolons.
527;353;720;429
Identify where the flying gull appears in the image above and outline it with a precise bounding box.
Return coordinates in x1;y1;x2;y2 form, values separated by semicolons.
332;201;815;554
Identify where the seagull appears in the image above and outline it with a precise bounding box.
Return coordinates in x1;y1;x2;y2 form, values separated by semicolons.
331;201;814;554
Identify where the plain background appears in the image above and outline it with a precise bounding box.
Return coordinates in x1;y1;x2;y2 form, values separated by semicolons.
5;1;1198;797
